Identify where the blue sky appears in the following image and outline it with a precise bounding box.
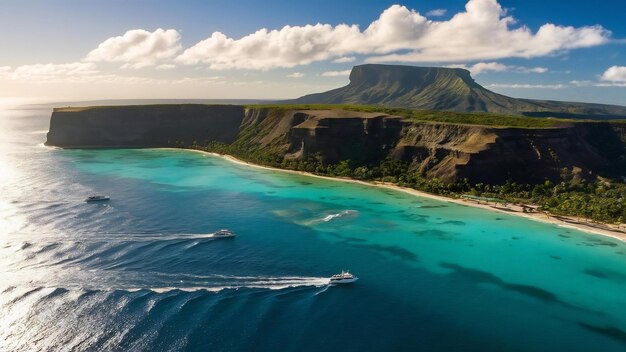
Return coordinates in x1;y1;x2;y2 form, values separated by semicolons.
0;0;625;104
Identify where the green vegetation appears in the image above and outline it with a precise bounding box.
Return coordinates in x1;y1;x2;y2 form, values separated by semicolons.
59;102;577;128
246;104;571;128
191;139;626;225
467;175;626;224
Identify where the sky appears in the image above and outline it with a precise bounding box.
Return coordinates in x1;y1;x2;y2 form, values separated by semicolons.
0;0;625;105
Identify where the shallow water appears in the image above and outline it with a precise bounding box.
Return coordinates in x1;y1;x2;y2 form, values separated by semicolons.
1;106;626;351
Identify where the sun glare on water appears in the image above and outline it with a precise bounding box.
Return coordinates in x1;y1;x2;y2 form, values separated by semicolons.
0;103;26;234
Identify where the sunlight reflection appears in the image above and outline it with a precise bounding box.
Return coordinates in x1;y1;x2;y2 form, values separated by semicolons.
0;105;26;235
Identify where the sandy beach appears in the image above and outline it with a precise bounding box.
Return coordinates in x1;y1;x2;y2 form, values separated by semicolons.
171;148;626;243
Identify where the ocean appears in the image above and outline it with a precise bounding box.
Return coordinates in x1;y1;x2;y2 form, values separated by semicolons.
1;105;626;351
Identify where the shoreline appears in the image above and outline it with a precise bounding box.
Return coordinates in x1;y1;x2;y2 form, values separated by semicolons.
164;148;626;243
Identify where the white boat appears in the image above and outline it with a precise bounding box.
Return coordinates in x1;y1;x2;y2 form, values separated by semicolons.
85;195;110;202
330;271;358;284
213;229;236;238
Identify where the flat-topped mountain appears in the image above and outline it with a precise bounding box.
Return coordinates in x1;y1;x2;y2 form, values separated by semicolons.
287;64;626;119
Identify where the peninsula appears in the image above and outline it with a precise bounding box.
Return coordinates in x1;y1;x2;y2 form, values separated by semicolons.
46;65;626;231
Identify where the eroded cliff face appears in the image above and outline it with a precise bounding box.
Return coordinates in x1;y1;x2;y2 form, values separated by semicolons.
46;105;626;184
46;104;244;147
241;110;625;183
284;110;404;163
395;122;626;183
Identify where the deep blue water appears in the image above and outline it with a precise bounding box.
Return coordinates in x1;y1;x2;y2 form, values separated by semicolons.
1;106;626;351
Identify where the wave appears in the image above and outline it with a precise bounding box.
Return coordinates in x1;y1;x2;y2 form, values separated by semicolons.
318;210;358;222
38;143;61;150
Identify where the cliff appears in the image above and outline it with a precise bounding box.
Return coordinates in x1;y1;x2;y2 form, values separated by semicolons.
395;122;625;184
46;104;244;147
46;105;626;184
286;64;626;119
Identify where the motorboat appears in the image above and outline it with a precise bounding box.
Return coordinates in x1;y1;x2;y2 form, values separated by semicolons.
330;270;358;284
85;195;110;202
213;229;236;238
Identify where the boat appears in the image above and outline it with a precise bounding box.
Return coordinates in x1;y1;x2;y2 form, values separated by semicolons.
329;270;358;284
213;229;236;238
85;195;110;202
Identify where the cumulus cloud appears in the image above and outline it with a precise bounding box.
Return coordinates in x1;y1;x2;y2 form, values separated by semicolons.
176;0;609;70
449;61;548;74
176;25;362;70
287;72;305;78
367;1;609;63
601;66;626;83
426;9;447;17
86;28;182;68
321;69;352;77
332;56;356;63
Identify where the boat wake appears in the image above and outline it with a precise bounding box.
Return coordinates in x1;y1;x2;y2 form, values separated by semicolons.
6;232;234;244
142;274;331;293
317;210;358;223
1;275;331;295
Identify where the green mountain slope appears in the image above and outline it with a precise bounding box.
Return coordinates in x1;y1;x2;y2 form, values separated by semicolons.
286;64;626;119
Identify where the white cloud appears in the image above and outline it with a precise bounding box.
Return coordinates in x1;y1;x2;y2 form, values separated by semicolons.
321;69;351;77
601;66;626;83
0;62;168;85
176;25;363;70
176;0;609;70
596;82;626;87
0;62;230;87
462;62;509;74
169;76;223;84
0;66;11;79
332;56;356;63
518;67;548;73
489;72;626;91
488;83;568;89
448;61;548;75
8;62;99;82
572;78;626;88
287;72;305;78
426;9;447;17
85;28;182;68
156;64;176;70
367;1;609;64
